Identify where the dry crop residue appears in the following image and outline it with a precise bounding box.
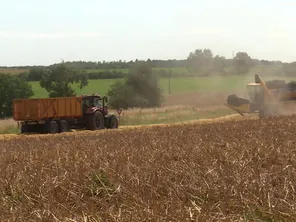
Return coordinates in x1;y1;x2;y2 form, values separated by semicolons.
0;115;295;221
0;113;251;140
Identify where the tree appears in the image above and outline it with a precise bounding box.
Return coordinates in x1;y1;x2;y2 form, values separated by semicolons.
27;67;46;81
0;74;34;118
40;62;88;97
212;55;227;73
186;49;213;75
107;81;149;109
233;52;253;74
107;63;163;109
126;63;162;107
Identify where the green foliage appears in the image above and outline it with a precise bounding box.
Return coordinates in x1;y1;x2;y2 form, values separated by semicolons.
212;55;228;73
88;70;126;79
48;59;187;70
88;169;116;197
126;63;163;106
106;81;149;109
16;68;192;82
186;49;231;76
17;72;29;80
233;52;254;74
27;67;46;81
40;62;88;97
106;81;134;109
107;63;163;109
187;49;213;74
0;74;34;118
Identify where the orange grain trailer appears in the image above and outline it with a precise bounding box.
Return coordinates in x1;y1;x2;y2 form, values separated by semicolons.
13;95;119;134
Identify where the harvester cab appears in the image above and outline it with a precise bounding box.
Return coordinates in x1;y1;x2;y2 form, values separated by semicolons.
246;82;264;108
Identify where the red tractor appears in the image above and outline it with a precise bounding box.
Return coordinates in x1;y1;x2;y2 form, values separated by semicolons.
81;94;119;130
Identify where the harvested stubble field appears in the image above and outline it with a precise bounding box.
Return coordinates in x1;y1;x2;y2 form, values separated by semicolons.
1;115;296;221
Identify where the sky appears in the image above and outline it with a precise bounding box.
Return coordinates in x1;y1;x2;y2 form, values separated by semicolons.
1;0;296;66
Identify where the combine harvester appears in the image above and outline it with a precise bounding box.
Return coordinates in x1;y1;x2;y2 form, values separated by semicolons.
225;74;296;118
13;94;119;134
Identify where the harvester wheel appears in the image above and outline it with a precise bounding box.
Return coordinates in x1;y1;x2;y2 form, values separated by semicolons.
45;120;59;134
86;111;104;130
108;115;119;129
59;120;69;133
259;109;265;119
259;104;279;119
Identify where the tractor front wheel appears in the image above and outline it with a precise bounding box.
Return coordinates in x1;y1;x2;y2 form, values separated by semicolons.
107;115;119;129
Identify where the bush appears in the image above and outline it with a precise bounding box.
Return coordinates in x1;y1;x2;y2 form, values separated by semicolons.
107;64;163;109
0;74;34;118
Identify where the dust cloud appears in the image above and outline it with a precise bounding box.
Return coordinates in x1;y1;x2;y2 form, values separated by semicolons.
163;73;255;109
163;63;291;112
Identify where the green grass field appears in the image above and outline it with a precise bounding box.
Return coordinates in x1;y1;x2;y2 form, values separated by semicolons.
29;76;236;98
29;74;295;98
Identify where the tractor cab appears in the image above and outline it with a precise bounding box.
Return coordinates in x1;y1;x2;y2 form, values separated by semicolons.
82;94;108;115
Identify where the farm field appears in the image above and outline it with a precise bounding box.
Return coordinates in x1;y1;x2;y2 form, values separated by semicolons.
0;68;28;74
0;115;295;221
2;73;295;134
28;74;290;99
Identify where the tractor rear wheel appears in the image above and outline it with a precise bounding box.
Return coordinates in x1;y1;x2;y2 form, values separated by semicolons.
86;111;104;130
45;120;59;134
59;120;69;133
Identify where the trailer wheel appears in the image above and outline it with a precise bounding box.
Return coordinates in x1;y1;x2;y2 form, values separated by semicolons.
86;111;104;130
59;120;69;133
20;124;28;133
108;115;119;129
45;120;59;134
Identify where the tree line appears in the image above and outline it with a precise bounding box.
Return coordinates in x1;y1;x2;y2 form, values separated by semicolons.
17;67;188;82
4;48;296;80
1;59;186;70
13;48;295;82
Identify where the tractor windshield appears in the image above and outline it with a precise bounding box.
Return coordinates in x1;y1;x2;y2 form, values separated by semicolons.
83;97;103;108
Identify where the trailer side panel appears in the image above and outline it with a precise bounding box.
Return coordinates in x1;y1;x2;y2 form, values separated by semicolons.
13;97;83;121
